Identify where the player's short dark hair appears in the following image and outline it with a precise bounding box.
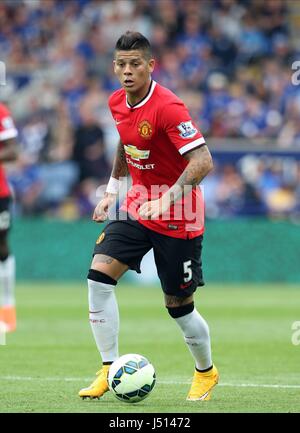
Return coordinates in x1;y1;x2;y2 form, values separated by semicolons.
115;31;152;60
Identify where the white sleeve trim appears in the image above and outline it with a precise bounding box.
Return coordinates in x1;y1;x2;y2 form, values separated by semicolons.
178;137;205;155
0;128;18;141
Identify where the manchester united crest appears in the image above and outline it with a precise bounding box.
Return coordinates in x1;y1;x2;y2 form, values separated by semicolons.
138;120;153;139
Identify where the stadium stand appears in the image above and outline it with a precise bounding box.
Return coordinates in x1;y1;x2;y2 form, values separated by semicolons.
0;0;299;219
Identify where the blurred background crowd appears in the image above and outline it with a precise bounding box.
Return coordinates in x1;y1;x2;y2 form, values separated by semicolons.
0;0;300;220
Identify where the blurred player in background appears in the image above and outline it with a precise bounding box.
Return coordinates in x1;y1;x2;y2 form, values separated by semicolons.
79;31;219;402
0;101;18;332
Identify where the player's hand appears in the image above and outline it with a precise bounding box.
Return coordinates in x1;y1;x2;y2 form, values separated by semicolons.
138;195;171;219
93;193;117;223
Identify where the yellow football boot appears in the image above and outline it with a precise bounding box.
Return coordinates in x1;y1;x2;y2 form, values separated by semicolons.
187;365;219;401
79;365;110;399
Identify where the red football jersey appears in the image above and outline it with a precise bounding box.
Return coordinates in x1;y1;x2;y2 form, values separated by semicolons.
109;80;206;239
0;103;18;198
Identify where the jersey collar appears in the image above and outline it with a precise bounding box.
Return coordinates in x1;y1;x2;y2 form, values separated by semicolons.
126;80;157;109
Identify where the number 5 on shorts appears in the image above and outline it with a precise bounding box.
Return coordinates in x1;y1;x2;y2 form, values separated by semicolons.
183;260;192;283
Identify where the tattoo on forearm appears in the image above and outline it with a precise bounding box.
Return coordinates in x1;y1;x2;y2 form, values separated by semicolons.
179;146;213;187
111;141;128;179
168;145;213;203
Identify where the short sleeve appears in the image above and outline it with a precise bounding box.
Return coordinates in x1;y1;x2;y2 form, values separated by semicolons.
160;100;205;155
0;106;18;142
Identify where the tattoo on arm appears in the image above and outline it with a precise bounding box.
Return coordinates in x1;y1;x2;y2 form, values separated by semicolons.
111;140;128;179
167;145;213;204
179;145;213;186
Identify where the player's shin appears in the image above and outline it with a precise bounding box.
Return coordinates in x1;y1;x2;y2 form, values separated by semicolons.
167;302;212;370
87;269;119;363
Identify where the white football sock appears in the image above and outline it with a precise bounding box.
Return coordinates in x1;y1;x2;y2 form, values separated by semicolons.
88;279;119;363
0;255;16;306
175;308;212;371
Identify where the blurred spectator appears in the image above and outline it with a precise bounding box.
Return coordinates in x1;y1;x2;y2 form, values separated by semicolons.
215;164;245;217
1;0;297;142
72;105;110;184
19;113;51;163
237;12;268;62
8;157;43;216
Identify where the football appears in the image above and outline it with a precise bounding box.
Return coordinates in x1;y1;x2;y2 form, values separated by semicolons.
108;354;156;403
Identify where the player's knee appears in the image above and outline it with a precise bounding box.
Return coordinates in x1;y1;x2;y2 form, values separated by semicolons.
166;302;194;318
87;268;117;291
0;250;9;261
0;233;9;261
91;254;128;280
87;269;117;311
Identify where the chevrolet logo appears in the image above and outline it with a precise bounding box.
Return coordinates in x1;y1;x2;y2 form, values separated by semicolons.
124;145;150;161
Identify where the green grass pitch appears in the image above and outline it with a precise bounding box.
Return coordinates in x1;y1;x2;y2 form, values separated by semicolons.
0;282;300;413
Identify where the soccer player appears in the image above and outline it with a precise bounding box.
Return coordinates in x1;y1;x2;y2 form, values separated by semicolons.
0;101;18;332
79;31;219;401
